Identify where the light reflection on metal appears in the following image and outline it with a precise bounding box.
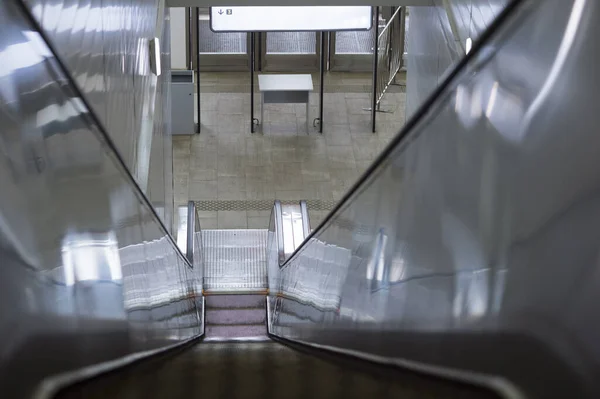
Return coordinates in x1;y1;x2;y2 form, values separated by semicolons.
465;37;472;54
521;0;586;131
366;228;387;282
176;206;188;256
61;231;122;285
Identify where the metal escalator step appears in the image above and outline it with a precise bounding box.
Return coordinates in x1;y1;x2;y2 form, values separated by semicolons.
204;324;268;340
205;294;265;309
205;308;266;326
202;229;268;292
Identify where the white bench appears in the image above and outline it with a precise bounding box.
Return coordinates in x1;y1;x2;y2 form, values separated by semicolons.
258;74;314;134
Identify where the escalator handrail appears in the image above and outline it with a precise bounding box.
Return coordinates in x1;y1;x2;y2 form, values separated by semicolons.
279;0;524;270
274;200;286;265
186;201;195;264
13;0;195;270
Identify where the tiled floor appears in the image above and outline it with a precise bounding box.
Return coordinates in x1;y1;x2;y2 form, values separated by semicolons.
174;72;406;229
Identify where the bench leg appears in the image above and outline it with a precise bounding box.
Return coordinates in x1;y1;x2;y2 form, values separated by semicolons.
306;99;309;134
261;92;265;133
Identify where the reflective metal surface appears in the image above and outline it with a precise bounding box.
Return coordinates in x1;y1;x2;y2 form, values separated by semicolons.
406;0;508;117
269;0;600;397
0;1;201;397
22;0;175;230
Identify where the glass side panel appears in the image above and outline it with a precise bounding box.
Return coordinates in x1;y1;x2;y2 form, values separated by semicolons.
268;1;600;398
334;30;374;54
199;19;247;54
266;32;316;54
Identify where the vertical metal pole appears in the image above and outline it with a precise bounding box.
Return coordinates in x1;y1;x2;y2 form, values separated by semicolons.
185;8;191;69
319;31;325;134
371;6;379;133
195;7;201;133
399;7;406;72
250;32;255;133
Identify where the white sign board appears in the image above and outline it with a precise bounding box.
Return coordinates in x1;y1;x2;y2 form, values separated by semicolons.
210;6;372;32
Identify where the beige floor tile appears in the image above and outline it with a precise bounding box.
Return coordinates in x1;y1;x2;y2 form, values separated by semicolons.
245;137;272;166
327;145;356;170
189;151;217;181
323;111;349;125
217;176;246;199
173;173;189;203
267;111;297;124
217;112;247;132
217;211;247;229
189;180;217;200
333;189;350;201
217;150;246;177
329;168;360;193
244;165;273;181
348;114;373;136
345;98;371;115
296;135;328;154
198;217;218;229
355;161;374;175
200;110;219;126
323;125;352;146
352;137;382;162
199;94;219;111
216;97;244;115
275;190;305;200
265;121;299;136
247;210;271;218
191;132;218;148
303;181;334;200
271;147;298;163
274;162;303;192
300;160;331;183
247;216;270;229
246;179;276;200
196;211;218;230
307;210;331;228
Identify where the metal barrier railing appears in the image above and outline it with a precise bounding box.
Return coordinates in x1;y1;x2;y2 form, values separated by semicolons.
376;6;406;110
369;6;406;131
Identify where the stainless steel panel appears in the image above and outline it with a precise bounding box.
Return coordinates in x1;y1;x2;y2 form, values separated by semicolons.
269;0;600;397
0;1;201;397
406;0;508;117
22;0;175;231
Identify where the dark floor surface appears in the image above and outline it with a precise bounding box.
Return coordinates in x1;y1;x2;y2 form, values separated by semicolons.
56;340;499;399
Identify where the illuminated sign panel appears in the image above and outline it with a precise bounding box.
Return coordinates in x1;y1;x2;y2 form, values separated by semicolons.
210;6;372;32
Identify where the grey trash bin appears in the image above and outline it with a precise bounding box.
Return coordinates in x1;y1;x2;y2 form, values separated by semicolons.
171;70;195;135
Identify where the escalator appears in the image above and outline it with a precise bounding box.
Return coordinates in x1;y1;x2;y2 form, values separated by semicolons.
2;0;600;398
56;295;496;399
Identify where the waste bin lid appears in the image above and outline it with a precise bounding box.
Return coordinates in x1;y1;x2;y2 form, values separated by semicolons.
171;70;193;83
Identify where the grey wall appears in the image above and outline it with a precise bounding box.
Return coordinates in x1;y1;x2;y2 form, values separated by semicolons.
23;0;175;232
406;0;508;117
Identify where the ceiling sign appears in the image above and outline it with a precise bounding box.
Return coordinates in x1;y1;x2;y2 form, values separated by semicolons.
210;6;372;32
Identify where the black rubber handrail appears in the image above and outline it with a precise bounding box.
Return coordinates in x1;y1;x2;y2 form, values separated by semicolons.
186;201;195;265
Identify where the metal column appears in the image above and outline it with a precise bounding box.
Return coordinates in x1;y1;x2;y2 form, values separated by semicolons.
318;31;325;133
371;6;379;133
250;32;257;133
195;7;200;133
